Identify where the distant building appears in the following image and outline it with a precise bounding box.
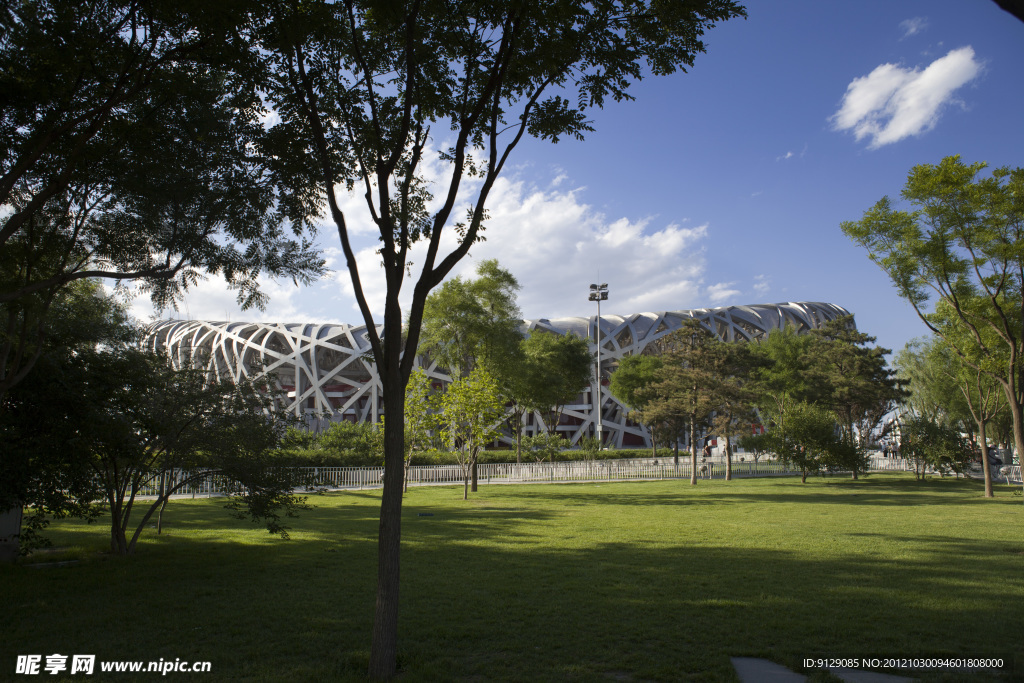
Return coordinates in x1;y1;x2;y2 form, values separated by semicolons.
145;301;851;448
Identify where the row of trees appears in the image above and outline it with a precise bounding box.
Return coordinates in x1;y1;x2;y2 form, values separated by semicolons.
843;155;1024;499
896;334;1014;492
609;316;906;484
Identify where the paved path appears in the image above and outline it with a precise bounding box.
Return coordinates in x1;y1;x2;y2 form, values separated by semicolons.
731;658;916;683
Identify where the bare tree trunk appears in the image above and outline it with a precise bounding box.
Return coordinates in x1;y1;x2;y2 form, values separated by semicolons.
1002;382;1024;478
690;416;698;485
978;419;993;498
369;363;406;680
724;434;732;481
157;471;168;534
470;449;478;493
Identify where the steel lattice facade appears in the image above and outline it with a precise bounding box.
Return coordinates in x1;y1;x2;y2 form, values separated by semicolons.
145;301;851;447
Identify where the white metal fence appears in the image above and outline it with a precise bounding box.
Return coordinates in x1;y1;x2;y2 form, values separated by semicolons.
139;453;1017;498
142;457;810;497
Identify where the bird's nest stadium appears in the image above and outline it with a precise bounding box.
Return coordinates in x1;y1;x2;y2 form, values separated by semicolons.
144;301;850;448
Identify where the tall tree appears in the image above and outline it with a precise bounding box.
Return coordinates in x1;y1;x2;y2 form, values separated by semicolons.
809;315;906;479
898;413;974;481
907;324;1008;496
0;279;132;556
420;259;522;481
842;155;1024;480
608;352;664;457
260;2;746;674
0;1;324;401
517;331;592;437
895;338;970;427
640;320;721;483
771;401;849;484
702;339;759;480
506;330;591;463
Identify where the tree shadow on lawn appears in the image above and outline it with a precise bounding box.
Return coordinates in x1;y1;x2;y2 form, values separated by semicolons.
4;499;1021;682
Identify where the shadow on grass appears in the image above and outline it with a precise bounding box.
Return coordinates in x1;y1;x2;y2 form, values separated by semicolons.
3;485;1021;682
503;475;1017;509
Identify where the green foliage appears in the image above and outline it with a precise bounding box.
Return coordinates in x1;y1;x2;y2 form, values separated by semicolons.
578;436;602;460
0;282;134;551
609;353;664;411
514;330;593;431
3;308;307;555
809;315;907;452
634;321;726;467
764;401;847;482
842;154;1024;466
899;414;975;480
0;1;324;402
279;422;383;466
439;367;506;497
521;432;570;463
317;422;382;463
896;337;971;426
419;259;523;379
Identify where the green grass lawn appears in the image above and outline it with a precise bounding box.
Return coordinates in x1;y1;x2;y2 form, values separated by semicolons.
2;474;1022;682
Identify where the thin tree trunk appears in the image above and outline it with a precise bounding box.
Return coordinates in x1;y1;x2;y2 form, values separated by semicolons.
690;416;698;485
368;364;406;680
157;471;167;534
470;449;478;493
1002;381;1024;479
978;419;993;498
724;434;732;481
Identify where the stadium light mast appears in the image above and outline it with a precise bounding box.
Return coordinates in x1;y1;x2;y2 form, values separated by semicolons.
589;283;609;444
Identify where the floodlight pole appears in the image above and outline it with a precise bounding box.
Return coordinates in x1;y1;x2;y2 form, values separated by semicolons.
589;283;609;445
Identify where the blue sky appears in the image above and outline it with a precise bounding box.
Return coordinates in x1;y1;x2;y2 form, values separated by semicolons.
130;0;1024;358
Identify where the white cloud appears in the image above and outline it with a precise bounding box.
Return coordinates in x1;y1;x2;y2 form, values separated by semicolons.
899;17;928;39
776;151;794;161
119;270;345;326
831;46;982;149
753;274;771;297
125;164;718;327
340;173;712;322
707;282;742;303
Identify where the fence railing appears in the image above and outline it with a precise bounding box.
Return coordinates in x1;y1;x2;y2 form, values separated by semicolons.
1000;465;1022;485
138;457;807;497
137;454;1011;498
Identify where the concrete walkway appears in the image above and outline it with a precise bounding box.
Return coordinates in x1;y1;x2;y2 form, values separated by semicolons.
731;658;916;683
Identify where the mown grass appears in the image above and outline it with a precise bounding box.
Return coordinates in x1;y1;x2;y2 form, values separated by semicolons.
2;473;1022;682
